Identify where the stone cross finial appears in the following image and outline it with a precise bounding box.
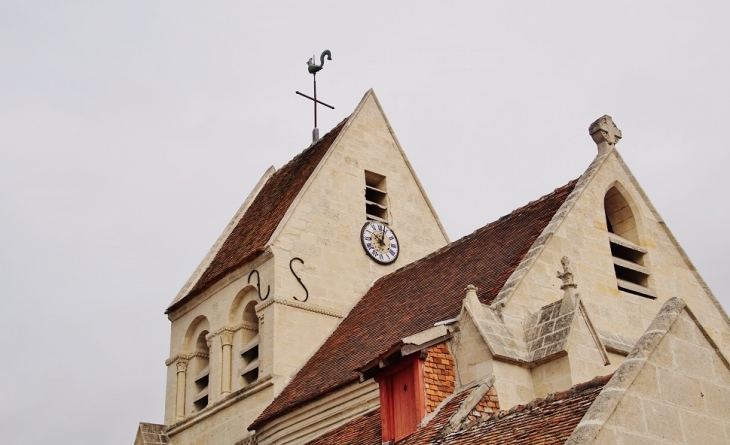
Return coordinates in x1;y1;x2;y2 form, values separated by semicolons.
557;256;577;291
464;284;479;299
589;115;622;153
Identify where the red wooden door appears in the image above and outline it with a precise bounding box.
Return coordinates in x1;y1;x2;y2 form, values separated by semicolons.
392;365;419;441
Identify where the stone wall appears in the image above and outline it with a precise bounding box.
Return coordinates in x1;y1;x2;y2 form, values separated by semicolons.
592;309;730;444
495;148;730;406
501;150;725;340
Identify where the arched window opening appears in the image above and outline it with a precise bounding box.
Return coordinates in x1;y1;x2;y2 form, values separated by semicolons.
604;187;638;243
240;301;260;385
192;330;210;412
604;186;655;299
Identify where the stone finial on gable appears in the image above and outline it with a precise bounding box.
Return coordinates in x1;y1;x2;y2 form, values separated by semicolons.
465;284;479;299
557;256;579;315
589;115;622;153
557;256;577;291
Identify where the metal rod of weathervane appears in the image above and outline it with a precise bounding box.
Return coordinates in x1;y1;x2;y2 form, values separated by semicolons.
295;49;334;143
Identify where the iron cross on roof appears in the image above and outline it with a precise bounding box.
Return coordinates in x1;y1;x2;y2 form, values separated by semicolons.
296;50;335;143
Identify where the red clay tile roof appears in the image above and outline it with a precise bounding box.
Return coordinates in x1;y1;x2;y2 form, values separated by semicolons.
301;374;609;445
250;179;577;430
433;374;611;445
303;408;382;445
303;386;477;445
167;119;348;313
399;388;477;445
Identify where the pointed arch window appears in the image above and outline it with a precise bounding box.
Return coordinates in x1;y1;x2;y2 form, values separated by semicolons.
604;186;655;299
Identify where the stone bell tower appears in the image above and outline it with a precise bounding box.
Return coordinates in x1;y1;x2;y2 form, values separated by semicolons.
153;89;449;445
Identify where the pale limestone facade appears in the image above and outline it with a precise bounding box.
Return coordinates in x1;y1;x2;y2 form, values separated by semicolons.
441;116;730;415
158;90;449;445
593;309;730;444
567;299;730;445
135;96;730;445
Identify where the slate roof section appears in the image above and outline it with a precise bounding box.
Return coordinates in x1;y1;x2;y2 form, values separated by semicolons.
524;299;574;362
434;374;610;445
250;179;578;430
134;423;169;445
167;119;348;312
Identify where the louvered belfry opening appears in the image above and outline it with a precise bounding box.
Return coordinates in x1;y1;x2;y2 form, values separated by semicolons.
365;170;388;223
604;186;655;298
240;301;260;385
192;330;210;412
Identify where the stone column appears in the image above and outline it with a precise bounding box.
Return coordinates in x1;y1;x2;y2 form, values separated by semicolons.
220;331;234;396
175;359;188;420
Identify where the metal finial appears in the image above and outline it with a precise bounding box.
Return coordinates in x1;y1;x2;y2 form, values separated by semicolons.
296;50;335;143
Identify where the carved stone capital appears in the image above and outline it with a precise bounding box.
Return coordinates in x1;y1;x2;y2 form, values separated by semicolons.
176;360;189;373
220;330;234;346
589;115;622;151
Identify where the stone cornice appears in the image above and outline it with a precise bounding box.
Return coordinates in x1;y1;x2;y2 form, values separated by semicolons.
165;352;210;367
255;297;344;319
201;322;259;347
166;374;274;437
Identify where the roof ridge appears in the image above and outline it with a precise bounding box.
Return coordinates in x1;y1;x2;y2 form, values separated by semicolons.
479;373;612;423
368;178;580;287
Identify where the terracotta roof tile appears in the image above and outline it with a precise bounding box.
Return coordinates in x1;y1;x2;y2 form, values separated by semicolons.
399;389;476;445
168;119;348;312
299;374;609;445
303;408;382;445
250;179;577;430
302;387;477;445
434;374;611;445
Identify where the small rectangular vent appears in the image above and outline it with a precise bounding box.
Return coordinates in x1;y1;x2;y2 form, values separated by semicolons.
365;171;388;223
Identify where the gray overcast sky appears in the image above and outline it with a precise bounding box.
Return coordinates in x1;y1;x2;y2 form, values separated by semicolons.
1;2;728;443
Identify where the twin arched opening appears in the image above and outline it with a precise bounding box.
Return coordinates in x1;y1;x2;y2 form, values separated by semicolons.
174;286;263;420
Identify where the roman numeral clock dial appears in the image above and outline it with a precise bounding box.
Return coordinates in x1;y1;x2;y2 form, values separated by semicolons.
360;221;400;265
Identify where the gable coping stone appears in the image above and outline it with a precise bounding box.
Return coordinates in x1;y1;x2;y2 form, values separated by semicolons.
168;166;276;310
564;297;730;445
490;148;612;309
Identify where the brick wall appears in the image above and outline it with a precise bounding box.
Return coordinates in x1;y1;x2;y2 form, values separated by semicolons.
424;343;456;413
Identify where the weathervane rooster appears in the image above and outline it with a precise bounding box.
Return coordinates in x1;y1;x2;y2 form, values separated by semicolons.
307;50;332;74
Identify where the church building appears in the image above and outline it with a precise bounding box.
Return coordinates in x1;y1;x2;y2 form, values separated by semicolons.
135;90;730;445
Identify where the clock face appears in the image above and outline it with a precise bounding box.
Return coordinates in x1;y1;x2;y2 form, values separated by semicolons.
360;221;400;265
